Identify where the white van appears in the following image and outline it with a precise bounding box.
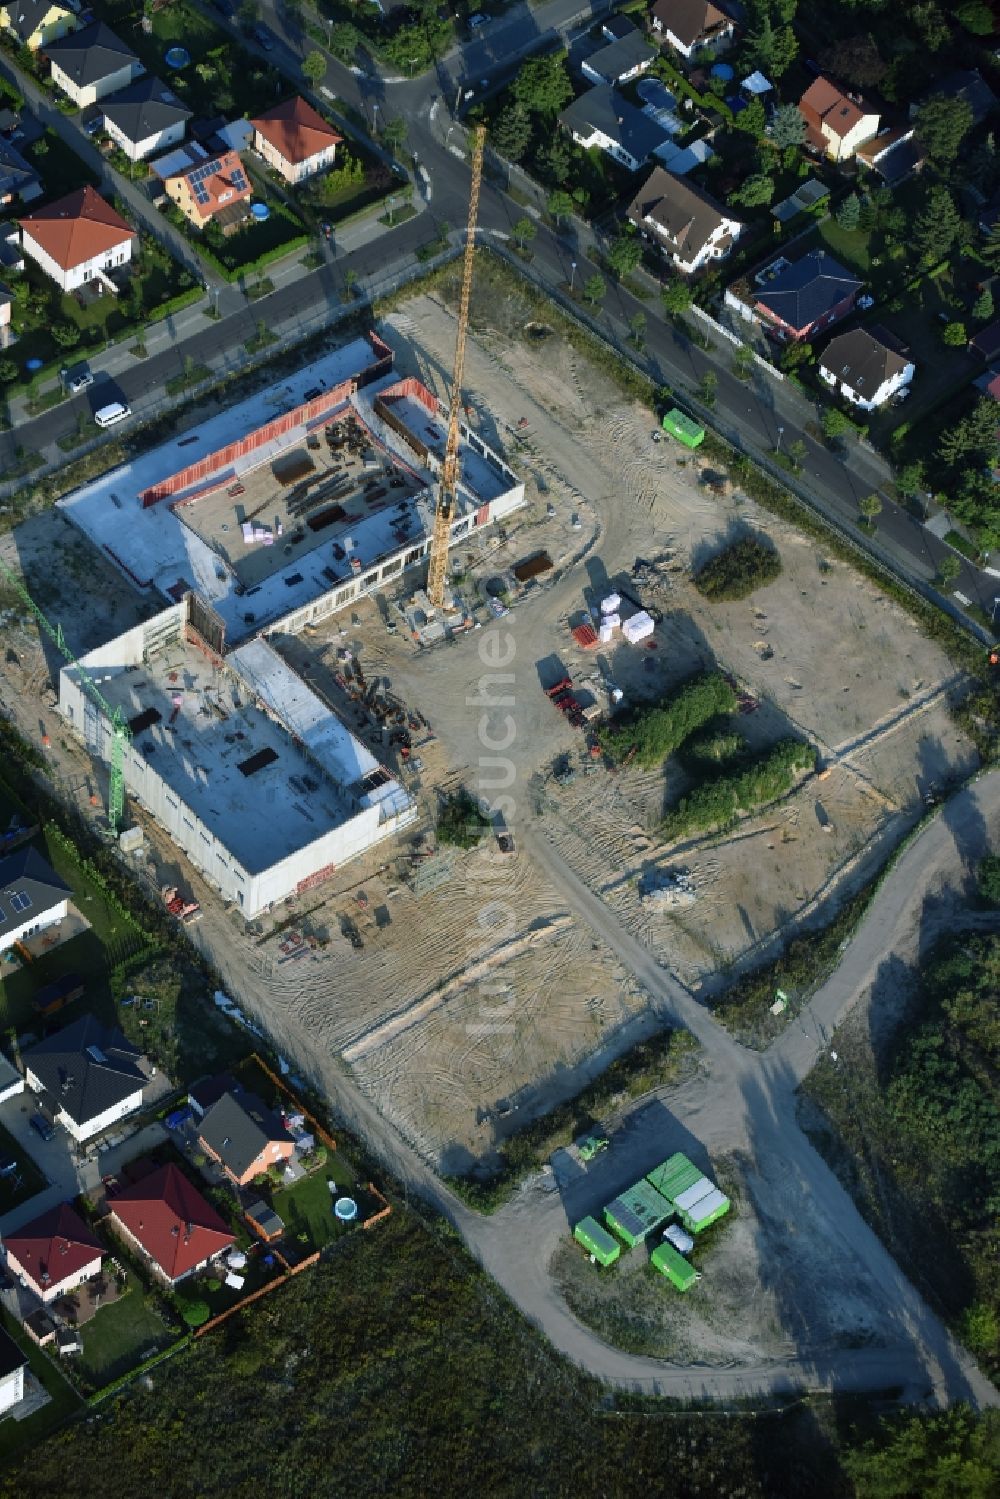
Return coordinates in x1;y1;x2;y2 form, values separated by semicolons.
94;401;131;428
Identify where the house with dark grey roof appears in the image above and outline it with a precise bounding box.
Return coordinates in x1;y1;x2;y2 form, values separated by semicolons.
0;0;76;52
919;70;998;128
559;86;669;173
0;1325;26;1415
0;135;40;207
101;76;191;162
855;126;924;187
580;31;656;87
750;251;862;342
46;21;143;109
198;1090;294;1187
0;846;70;957
627;166;742;274
818;325;915;410
23;1014;150;1142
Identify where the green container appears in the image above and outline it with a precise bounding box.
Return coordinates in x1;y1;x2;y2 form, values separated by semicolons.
604;1180;673;1247
651;1239;698;1291
574;1215;621;1266
662;408;705;449
680;1188;730;1235
646;1152;702;1204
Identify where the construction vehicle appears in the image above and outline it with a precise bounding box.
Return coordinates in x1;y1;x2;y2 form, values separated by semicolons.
426;123;486;609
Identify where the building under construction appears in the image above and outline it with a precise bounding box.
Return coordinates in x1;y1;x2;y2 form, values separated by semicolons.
55;328;525;914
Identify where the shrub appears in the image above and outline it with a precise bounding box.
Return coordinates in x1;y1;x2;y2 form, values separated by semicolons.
693;535;782;601
599;673;736;769
663;739;817;838
179;1298;211;1328
436;789;490;848
978;854;1000;906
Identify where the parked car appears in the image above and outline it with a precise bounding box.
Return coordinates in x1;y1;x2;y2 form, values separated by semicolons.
253;24;274;49
469;11;488;27
60;364;93;394
29;1114;56;1142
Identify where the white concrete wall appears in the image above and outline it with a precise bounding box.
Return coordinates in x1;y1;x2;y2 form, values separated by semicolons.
21;226;132;292
59;1088;144;1142
0;1363;23;1414
50;58;141;108
0;898;68;955
7;1248;103;1302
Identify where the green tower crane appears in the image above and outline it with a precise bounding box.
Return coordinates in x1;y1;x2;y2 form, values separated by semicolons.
0;558;132;835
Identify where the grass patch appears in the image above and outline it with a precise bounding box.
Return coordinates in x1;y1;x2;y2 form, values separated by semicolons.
0;1309;81;1463
436;789;490;849
693;534;782;602
77;1268;175;1389
599;672;736;769
165;363;211;397
378;203;417;228
272;1165;358;1252
944;530;982;564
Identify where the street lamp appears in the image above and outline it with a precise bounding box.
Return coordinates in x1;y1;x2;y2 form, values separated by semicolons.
776;425;784;453
992;596;1000;627
569;260;577;292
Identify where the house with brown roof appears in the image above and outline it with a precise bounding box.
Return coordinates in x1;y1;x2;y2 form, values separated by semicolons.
19;185;134;294
627;166;742;275
163;148;252;233
251;96;342;185
818;325;915;409
649;0;735;61
107;1162;235;1285
3;1202;104;1303
798;76;880;162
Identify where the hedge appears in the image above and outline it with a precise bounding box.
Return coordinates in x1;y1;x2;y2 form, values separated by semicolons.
599;672;736;768
654;56;734;126
145;286;204;325
663;739;818;838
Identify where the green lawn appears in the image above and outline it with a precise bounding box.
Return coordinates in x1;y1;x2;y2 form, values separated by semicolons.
77;1269;175;1387
0;1119;48;1212
25;130;98;204
0;1309;81;1463
272;1165;358;1251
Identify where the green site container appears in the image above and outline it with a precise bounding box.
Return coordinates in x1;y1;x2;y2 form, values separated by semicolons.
662;408;705;449
574;1215;621;1266
680;1188;730;1235
651;1239;698;1292
646;1152;702;1204
604;1180;673;1247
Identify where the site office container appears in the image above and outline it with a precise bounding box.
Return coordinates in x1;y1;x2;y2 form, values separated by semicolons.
574;1216;621;1267
680;1188;730;1234
604;1180;673;1248
646;1152;702;1203
650;1239;699;1292
661;409;705;449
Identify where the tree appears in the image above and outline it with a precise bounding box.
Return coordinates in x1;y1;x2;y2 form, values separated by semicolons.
52;322;80;349
915;93;975;166
822;406;853;441
734;96;767;138
938;396;1000;470
743;17;798;79
942;321;967;347
491;103;532;163
913;0;950;52
843;1407;1000;1499
343;267;358;298
0;358;16;383
730;173;774;208
859;491;882;528
628;311;647;349
912;186;961;266
957;0;995;34
979;854;1000;904
836;193;861;231
698;370;717;407
857;193;877;234
661;279;692;315
237;0;258;30
547;189;573;227
972;286;994;323
980;221;1000;276
819;33;886;89
605;229;641;280
512;54;572;116
769;103;805;149
732;343;755;381
381;117;407;153
302;49;327;86
179;1298;211;1328
512;215;536;250
787;437;807;469
936;552;961;585
896;460;926;499
327;23;358;63
583;272;605;307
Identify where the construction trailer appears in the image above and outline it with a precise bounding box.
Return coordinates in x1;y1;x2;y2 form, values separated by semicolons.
574;1215;621;1267
604;1179;673;1248
661;408;705;449
646;1151;731;1234
681;1187;730;1235
650;1240;699;1292
645;1152;702;1202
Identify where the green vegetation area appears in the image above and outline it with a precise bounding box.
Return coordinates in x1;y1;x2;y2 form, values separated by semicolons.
0;1310;80;1464
271;1165;356;1253
694;534;783;601
447;1029;698;1211
663;739;818;839
77;1269;176;1390
805;927;1000;1378
317;0;453;75
436;788;491;848
599;672;736;769
0;1119;47;1210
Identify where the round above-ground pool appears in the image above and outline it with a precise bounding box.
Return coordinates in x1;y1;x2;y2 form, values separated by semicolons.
165;45;190;68
251;202;270;221
25;357;43;371
710;62;734;80
334;1196;358;1222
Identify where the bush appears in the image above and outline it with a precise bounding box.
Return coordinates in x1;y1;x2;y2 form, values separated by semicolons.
179;1298;210;1328
598;673;736;769
693;535;782;601
978;854;1000;906
663;739;817;838
436;789;490;848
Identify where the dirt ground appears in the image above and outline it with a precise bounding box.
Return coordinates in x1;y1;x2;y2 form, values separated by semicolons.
551;1152;896;1364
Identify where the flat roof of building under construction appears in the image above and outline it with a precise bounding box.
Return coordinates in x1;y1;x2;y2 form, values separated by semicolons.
58;332;518;646
70;630;409;874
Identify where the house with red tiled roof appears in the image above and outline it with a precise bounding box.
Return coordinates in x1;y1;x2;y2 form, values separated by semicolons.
798;76;880;162
18;184;135;294
250;96;342;184
107;1163;235;1285
163;147;252;234
3;1202;104;1303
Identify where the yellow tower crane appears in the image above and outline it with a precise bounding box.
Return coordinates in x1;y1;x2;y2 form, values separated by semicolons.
427;123;486;610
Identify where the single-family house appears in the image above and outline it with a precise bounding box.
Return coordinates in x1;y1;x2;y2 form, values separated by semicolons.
22;1012;149;1142
649;0;735;61
818;325;915;409
581;31;656;87
602;15;637;41
855;126;923;187
627;166;742;274
0;136;40;206
970;318;1000;361
3;1202;104;1303
919;70;998;128
0;1050;23;1105
107;1163;234;1285
101;76;191;162
198;1090;295;1187
187;1072;237;1119
0;0;76;51
0;846;70;956
45;22;143;109
0;1327;26;1415
19;184;134;294
164;148;252;233
798;76;880;162
752;251;862;341
559;86;669;173
250;95;342;184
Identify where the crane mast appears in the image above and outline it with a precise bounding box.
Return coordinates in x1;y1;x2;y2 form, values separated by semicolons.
427;123;486;610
